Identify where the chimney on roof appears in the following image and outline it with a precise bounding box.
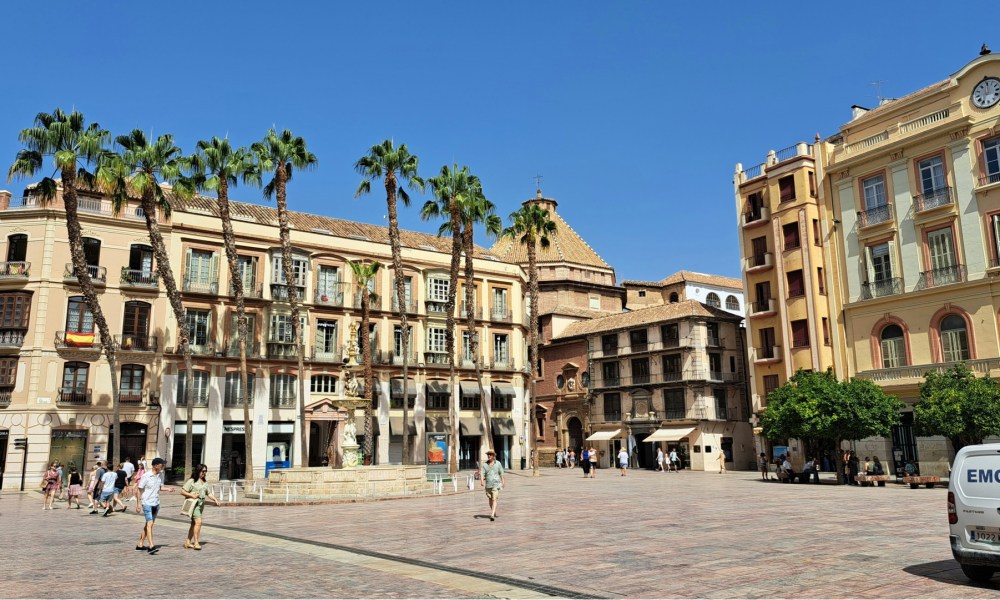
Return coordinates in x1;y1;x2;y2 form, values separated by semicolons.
982;43;992;56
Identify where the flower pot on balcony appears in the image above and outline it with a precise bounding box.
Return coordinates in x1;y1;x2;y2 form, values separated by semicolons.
321;295;329;302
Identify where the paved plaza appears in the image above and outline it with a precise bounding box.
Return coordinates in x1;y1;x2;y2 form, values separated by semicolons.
1;467;998;599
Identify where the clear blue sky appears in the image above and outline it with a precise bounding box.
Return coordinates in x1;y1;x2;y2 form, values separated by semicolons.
1;2;994;282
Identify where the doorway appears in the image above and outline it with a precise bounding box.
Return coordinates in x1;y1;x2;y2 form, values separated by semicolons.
459;436;479;470
0;430;7;489
49;430;87;484
220;423;246;480
108;423;148;466
891;412;919;477
567;417;583;454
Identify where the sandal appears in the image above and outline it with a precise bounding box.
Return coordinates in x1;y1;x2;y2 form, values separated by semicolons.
192;543;202;550
183;541;194;549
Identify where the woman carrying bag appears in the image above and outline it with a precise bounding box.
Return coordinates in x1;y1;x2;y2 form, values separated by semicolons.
180;464;221;550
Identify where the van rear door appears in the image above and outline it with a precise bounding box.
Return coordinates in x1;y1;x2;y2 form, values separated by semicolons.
953;445;1000;552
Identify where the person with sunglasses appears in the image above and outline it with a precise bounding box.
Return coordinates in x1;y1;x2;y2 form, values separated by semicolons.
181;464;221;550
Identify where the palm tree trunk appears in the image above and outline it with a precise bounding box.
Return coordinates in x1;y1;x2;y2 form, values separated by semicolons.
217;179;253;481
385;175;410;464
528;240;540;477
463;229;491;455
445;202;462;474
140;189;194;481
62;173;121;466
361;292;374;463
274;166;308;468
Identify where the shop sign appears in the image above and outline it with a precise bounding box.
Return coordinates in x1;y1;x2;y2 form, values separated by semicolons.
223;424;246;434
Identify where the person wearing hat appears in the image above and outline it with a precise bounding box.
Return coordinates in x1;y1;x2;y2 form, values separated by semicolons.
479;449;505;522
134;457;175;554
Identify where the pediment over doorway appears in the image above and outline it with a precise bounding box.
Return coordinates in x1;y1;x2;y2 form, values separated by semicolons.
304;398;349;420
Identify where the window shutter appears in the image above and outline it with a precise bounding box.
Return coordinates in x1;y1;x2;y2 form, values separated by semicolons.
992;215;1000;262
184;249;192;285
864;246;876;283
210;254;219;287
887;240;899;281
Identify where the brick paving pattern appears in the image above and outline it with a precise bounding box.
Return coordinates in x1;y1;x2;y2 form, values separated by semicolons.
1;468;998;598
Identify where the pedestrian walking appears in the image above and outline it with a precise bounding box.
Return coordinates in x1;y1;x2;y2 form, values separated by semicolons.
41;463;59;510
135;457;174;554
479;450;505;522
130;461;146;499
90;461;108;514
568;449;576;468
66;466;84;509
718;448;727;474
106;463;128;515
580;448;591;477
555;449;564;469
588;446;598;478
758;452;770;480
181;464;221;550
656;447;665;472
617;446;629;476
85;463;99;508
98;465;117;516
668;449;679;472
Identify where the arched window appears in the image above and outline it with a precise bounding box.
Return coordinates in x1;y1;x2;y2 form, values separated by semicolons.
879;324;907;368
725;295;740;311
940;315;970;362
668;292;679;303
706;293;720;308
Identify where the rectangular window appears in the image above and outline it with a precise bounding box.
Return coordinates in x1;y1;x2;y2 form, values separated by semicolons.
661;323;679;346
120;365;144;401
664;389;684;419
783;222;800;250
391;276;413;309
927;227;956;271
269;374;297;407
225;371;255;406
985;137;1000;184
6;234;27;263
314;319;338;356
177;370;209;406
427;383;449;410
708;353;722;376
493;333;509;363
663;354;681;380
589;295;600;310
0;357;17;388
269;313;295;343
759;327;776;358
602;393;621;421
746;191;764;220
631;358;650;384
918;155;946;195
862;174;886;210
791;319;810;348
65;297;94;333
714;389;728;420
310;374;338;394
813;219;821;245
491;387;512;411
0;292;31;328
750;236;768;263
601;333;618;354
228;313;257;355
601;361;620;386
317;265;340;291
61;362;89;400
428;277;449;301
185;309;210;347
629;329;647;351
393;325;413;357
461;331;475;362
763;375;780;398
187;249;216;284
808;171;817;197
822;317;831;346
460;385;480;410
82;238;101;266
427;327;447;353
786;269;804;297
754;281;771;307
491;288;509;318
128;244;153;272
778;175;795;202
271;255;308;286
817;267;826;294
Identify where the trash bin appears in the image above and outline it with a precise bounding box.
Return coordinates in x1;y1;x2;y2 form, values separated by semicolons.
520;457;526;470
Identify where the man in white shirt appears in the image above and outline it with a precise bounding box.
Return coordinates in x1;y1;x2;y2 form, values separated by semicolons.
135;457;173;554
98;467;118;514
122;457;135;482
617;447;630;477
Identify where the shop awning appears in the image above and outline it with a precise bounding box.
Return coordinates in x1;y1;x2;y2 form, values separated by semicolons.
643;427;695;443
425;416;450;433
389;417;416;435
491;417;516;435
390;378;417;397
460;417;485;435
355;415;380;436
585;429;622;441
492;382;516;398
459;382;482;397
426;381;450;394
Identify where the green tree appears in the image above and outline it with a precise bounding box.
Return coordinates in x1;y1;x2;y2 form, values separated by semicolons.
187;137;259;480
253;129;317;467
348;260;381;464
761;369;903;477
914;363;1000;452
8;109;124;466
355;140;423;464
501;203;556;477
98;130;195;479
423;164;478;473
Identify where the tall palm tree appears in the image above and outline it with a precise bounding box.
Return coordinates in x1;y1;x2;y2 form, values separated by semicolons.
502;203;556;477
187;137;259;481
252;129;317;468
354;140;423;465
347;260;381;464
98;130;195;479
8;109;124;466
422;164;478;474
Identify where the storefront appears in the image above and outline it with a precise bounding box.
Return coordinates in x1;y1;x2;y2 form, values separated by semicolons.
459;416;484;470
643;427;696;470
388;415;415;464
108;422;148;466
584;428;622;469
170;422;206;481
49;429;87;480
220;422;247;480
266;422;293;475
490;417;515;469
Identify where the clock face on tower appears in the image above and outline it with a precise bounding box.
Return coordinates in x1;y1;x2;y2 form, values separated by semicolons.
971;77;1000;109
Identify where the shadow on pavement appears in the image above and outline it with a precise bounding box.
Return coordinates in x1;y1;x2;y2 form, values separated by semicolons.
903;559;1000;590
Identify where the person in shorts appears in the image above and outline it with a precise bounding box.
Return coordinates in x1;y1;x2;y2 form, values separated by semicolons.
98;466;118;515
135;457;174;554
479;450;505;522
618;446;629;476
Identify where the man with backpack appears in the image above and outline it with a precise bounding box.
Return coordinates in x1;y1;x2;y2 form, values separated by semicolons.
89;461;107;515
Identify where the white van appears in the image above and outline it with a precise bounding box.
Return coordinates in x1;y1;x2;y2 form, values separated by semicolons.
948;443;1000;582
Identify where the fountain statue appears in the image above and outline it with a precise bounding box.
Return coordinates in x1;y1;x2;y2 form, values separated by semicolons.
334;323;368;468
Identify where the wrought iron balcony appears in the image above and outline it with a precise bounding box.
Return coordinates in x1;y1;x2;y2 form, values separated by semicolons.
0;328;26;350
267;342;299;360
120;268;159;289
491;357;515;370
314;286;345;307
55;331;101;350
913;187;953;213
490;307;513;323
390;351;418;366
861;278;903;300
270;283;304;301
230;281;263;299
176;391;209;407
312;344;345;363
0;385;12;406
390;297;419;314
425;299;449;316
269;394;296;408
459;303;482;319
978;172;1000;187
916;264;966;290
707;336;723;348
225;341;262;359
58;388;91;405
858;204;893;228
118;390;147;405
77;196;112;214
183;278;218;295
423;351;451;365
115;334;158;353
0;261;30;280
63;263;107;285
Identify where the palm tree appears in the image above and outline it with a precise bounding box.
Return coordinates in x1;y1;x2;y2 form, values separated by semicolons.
252;129;317;468
502;203;556;477
97;130;195;479
347;260;381;464
187;137;259;481
422;164;478;474
8;109;124;466
354;140;423;464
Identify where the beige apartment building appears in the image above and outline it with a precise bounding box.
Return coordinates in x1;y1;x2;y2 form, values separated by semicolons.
735;50;1000;475
0;185;529;485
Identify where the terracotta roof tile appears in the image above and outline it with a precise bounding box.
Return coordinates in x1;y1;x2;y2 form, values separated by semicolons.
489;199;611;269
542;305;611;319
622;271;743;290
554;300;739;340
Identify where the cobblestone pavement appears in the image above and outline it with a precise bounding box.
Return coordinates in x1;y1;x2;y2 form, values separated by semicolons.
1;468;998;598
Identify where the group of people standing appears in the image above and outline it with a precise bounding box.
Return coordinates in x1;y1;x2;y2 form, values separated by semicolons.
655;447;681;472
841;450;885;485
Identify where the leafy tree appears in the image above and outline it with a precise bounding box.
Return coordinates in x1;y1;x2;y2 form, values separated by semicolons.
914;363;1000;452
355;141;423;464
8;109;124;466
348;260;381;464
187;137;259;480
761;369;903;476
501;203;556;477
253;129;317;467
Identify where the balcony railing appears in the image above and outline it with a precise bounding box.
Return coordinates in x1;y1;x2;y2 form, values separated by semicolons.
425;299;449;316
56;331;101;350
269;394;296;408
742;206;770;226
390;297;419;314
754;345;781;362
0;385;11;406
176;392;209;407
916;264;966;290
231;281;263;299
0;328;26;349
861;278;903;300
707;336;723;348
0;261;30;279
58;389;91;405
978;172;1000;187
120;268;159;289
77;196;112;214
225;341;262;359
115;334;158;353
314;287;346;307
390;351;418;366
118;390;147;405
424;351;451;365
490;307;513;323
491;357;515;370
7;195;41;209
745;253;772;271
183;278;219;295
859;204;893;228
913;187;953;213
749;298;775;316
312;344;345;363
63;263;107;284
267;342;299;360
857;357;1000;383
459;303;482;319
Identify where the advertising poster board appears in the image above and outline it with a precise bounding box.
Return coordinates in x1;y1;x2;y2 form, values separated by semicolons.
427;433;448;474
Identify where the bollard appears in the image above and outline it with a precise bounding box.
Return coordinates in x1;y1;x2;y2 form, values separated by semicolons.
285;484;289;503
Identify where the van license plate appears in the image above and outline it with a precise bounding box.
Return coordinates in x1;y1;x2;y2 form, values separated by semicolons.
969;528;1000;544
